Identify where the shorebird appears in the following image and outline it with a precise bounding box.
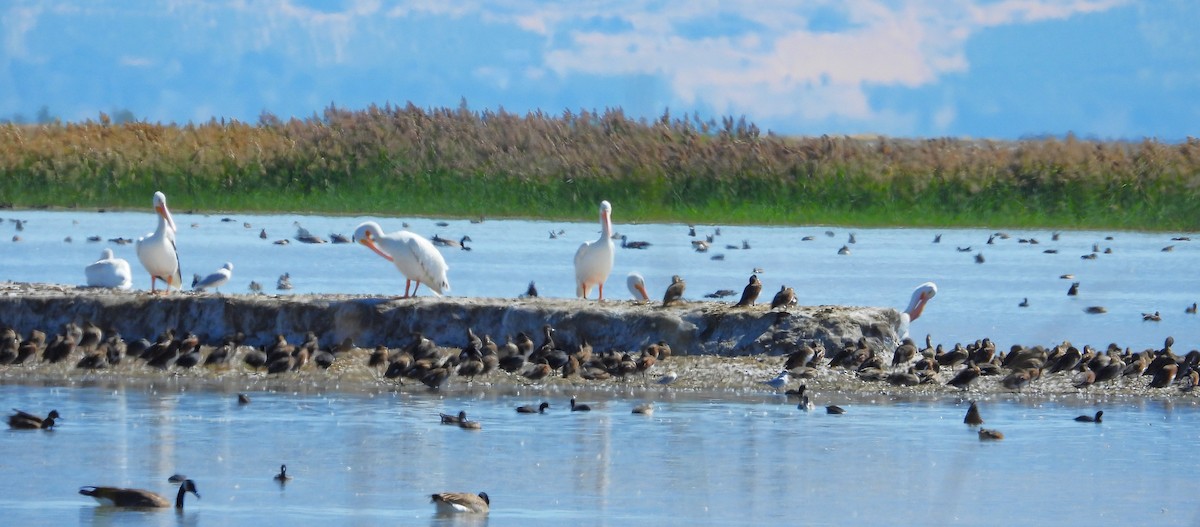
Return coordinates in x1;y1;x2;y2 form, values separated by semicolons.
762;370;791;391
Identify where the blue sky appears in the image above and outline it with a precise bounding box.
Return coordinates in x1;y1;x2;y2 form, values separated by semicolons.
1;0;1196;140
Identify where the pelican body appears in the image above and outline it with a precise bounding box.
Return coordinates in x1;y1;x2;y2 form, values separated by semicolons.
574;200;615;300
627;272;649;302
85;249;133;289
354;221;450;297
192;262;233;292
135;191;181;292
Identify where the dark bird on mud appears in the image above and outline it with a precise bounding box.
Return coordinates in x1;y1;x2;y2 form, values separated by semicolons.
947;362;982;389
662;275;686;307
8;408;59;429
735;274;762;307
522;281;538;298
770;285;796;309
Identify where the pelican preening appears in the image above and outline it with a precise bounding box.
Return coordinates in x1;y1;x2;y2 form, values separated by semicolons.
353;221;450;297
85;249;132;289
192;262;233;292
574;200;615;300
135;191;181;293
627;272;649;302
899;282;938;339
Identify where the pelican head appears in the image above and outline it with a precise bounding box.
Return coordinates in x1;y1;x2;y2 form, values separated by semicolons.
152;191;177;233
353;222;394;261
627;272;648;301
905;282;938;322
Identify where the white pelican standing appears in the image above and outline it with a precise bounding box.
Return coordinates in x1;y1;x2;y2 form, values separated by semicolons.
353;221;450;297
574;200;615;300
84;248;132;289
192;262;233;292
626;272;649;302
899;282;938;339
135;191;181;293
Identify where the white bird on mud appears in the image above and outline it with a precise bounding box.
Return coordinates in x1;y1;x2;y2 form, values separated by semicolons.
656;371;678;385
192;262;233;292
627;272;649;302
899;282;938;339
763;370;791;391
353;221;450;297
135;191;181;293
574;200;615;300
85;248;132;289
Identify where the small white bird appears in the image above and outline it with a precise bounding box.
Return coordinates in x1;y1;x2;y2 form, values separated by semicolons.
763;370;791;391
627;272;649;302
85;248;132;289
656;371;678;385
192;262;233;292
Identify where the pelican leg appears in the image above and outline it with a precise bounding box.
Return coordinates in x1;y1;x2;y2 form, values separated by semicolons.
598;284;605;301
149;275;158;293
403;280;413;298
412;282;422;296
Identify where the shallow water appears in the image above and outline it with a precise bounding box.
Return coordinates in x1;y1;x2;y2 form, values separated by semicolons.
2;381;1199;526
1;209;1197;351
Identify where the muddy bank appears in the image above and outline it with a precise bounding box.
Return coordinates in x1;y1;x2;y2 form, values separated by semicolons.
0;282;901;356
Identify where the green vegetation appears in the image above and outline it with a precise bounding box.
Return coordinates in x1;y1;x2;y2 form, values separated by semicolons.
1;104;1198;230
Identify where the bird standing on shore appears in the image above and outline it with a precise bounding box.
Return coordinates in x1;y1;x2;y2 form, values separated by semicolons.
770;285;795;309
735;275;762;307
575;200;615;300
135;191;181;293
899;282;937;339
85;248;132;289
192;262;233;292
662;275;686;306
353;221;450;297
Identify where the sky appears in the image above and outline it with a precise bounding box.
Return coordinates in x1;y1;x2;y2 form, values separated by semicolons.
1;0;1197;140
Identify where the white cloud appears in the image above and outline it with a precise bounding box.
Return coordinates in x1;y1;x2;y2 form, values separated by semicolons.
505;0;1132;132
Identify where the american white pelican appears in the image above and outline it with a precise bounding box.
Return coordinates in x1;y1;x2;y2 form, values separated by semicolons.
626;272;648;302
431;492;490;515
899;282;938;339
192;262;233;292
353;221;450;297
135;191;181;293
574;200;615;300
84;248;132;289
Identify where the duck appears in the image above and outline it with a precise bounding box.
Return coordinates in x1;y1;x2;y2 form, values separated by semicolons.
825;405;846;415
274;464;291;482
431;491;490;515
458;416;482;430
662;275;686;307
570;397;592;412
632;402;655;415
978;428;1004;441
440;410;467;425
516;402;550;414
963;401;983;426
80;478;199;509
734;274;762;307
1074;410;1103;423
770;285;796;309
7;408;59;429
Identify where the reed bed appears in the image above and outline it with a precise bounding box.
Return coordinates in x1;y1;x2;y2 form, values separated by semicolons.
1;104;1197;230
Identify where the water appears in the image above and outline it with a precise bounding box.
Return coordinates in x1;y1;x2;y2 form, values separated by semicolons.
1;209;1196;351
3;381;1199;526
3;208;1200;525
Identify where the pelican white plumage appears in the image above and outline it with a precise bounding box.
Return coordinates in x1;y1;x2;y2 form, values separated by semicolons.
626;272;649;302
899;282;938;339
135;191;181;293
353;221;450;297
574;200;615;300
85;248;132;289
193;262;233;292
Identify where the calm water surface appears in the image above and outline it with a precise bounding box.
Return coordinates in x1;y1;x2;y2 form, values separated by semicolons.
3;382;1199;526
